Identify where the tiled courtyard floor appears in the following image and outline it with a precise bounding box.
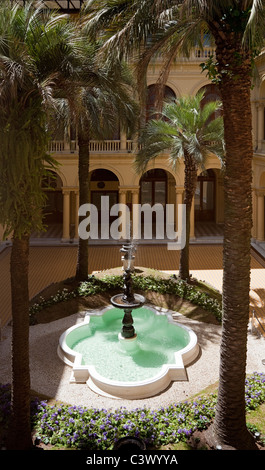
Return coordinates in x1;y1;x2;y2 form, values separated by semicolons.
0;243;265;335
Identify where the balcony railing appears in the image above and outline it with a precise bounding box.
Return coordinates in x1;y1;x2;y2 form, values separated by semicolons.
194;47;215;59
48;139;136;154
150;47;215;63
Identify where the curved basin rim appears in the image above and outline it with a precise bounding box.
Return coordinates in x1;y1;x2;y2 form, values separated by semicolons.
58;304;199;388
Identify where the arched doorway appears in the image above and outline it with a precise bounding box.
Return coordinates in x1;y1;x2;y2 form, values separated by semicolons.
194;169;224;238
200;84;221;111
90;169;119;223
195;169;216;222
139;169;170;238
140;169;168;209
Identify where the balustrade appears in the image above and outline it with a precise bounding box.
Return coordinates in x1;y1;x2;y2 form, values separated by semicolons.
48;139;125;153
150;47;215;63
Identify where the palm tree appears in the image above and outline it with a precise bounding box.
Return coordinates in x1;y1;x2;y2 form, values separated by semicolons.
135;91;224;280
85;0;265;449
53;39;139;281
0;1;79;449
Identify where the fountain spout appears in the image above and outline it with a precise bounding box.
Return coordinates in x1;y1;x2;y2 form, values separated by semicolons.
110;241;145;339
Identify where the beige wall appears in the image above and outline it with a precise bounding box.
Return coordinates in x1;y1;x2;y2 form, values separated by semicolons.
2;49;265;244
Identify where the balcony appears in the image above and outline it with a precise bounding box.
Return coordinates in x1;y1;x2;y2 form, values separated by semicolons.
150;46;215;64
48;139;135;154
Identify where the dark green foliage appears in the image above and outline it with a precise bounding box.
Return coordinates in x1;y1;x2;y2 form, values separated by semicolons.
29;273;222;323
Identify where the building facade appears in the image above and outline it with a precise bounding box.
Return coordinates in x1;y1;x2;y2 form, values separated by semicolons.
32;48;265;245
1;9;265;246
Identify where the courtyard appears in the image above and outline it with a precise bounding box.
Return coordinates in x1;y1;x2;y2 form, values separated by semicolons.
0;242;265;412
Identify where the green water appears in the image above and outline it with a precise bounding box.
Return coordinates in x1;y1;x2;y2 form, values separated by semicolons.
66;307;189;383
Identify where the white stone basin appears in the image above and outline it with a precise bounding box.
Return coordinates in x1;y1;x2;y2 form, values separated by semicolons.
57;305;200;399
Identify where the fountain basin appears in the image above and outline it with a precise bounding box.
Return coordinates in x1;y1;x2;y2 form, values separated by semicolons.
57;306;200;399
110;293;145;310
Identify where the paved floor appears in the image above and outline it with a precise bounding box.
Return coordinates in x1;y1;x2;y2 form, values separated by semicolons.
1;243;265;335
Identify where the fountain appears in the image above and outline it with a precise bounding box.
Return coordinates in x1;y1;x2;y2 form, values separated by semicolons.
58;241;200;399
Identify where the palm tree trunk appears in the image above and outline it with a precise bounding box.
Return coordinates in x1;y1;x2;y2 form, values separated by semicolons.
7;233;32;450
75;121;90;281
207;39;257;450
179;153;197;280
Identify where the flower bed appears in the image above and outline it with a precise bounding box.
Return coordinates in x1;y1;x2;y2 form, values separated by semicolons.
1;372;265;450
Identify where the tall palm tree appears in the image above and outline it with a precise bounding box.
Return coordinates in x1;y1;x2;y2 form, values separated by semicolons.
0;1;79;449
85;0;265;449
135;91;224;280
53;39;139;281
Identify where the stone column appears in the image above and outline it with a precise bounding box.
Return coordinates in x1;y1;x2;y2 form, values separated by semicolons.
62;189;71;242
175;187;184;232
252;189;257;239
119;188;128;239
120;132;127;151
258;103;264;151
256;190;265;241
131;188;140;240
74;190;79;241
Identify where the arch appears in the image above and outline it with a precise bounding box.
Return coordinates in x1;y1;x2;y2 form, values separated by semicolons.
89;168;120;221
42;170;63;189
202;158;222;171
139;168;177;207
198;83;221;102
44;165;67;187
190;79;212;97
75;164;124;187
146;84;177;120
90;169;119;182
197;83;222;122
132;161;180;187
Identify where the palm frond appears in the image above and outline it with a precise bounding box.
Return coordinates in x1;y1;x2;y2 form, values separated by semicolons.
136;93;224;176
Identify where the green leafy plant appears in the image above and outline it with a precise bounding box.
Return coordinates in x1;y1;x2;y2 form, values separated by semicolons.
29;274;222;324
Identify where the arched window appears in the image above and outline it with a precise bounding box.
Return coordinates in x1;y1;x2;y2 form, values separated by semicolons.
195;169;216;222
140;169;167;208
90;169;119;222
146;84;176;121
199;84;222;121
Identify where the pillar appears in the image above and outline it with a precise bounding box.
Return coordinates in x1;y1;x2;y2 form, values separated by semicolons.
74;190;79;241
120;132;127;151
256;190;265;241
62;189;70;242
258;103;264;151
252;189;257;239
175;187;184;232
190;197;195;239
131;188;140;240
119;188;129;239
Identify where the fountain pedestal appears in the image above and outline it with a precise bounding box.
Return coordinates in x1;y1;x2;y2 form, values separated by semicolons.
110;292;145;339
111;242;146;340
